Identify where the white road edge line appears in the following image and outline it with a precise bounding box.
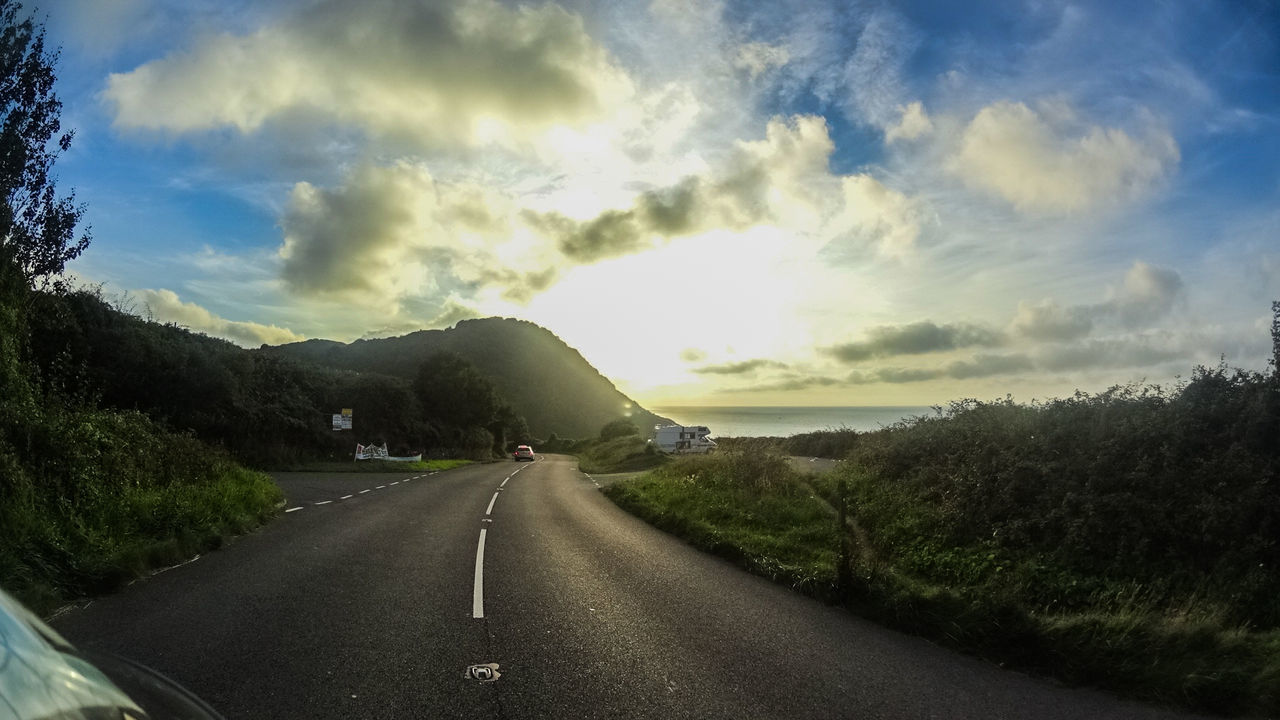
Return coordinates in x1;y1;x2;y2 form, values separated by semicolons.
285;506;303;513
485;492;499;516
473;529;487;619
340;494;353;500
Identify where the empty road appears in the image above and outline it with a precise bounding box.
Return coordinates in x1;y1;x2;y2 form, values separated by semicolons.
52;455;1210;718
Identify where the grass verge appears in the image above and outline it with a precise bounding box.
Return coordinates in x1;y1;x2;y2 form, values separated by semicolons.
604;450;1279;717
0;408;284;616
602;453;837;597
575;435;669;474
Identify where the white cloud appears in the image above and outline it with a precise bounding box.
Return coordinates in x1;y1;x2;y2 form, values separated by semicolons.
734;42;790;79
841;9;918;129
277;162;551;311
1112;261;1184;326
135;288;305;347
104;0;633;152
836;175;926;259
885;101;933;143
1009;299;1094;342
525;114;838;261
948;100;1179;214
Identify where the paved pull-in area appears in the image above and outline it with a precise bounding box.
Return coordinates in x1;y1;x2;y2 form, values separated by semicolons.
53;455;1211;719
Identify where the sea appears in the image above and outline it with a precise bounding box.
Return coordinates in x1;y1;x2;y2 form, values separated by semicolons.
649;406;934;438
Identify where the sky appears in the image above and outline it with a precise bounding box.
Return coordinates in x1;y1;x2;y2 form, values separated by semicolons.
39;0;1280;407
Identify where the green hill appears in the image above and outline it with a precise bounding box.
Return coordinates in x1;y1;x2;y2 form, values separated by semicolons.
260;317;669;439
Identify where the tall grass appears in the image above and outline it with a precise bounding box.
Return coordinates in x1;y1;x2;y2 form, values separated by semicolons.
604;369;1280;716
576;435;668;474
0;407;283;615
604;449;838;596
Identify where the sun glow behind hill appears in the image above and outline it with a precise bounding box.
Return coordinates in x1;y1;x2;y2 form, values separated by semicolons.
518;226;810;394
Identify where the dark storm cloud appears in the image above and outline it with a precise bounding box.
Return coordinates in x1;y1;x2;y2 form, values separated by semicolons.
827;321;1004;362
692;359;789;375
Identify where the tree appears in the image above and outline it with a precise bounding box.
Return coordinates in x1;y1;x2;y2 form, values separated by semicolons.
1271;300;1279;378
413;352;502;430
0;1;89;289
599;418;639;441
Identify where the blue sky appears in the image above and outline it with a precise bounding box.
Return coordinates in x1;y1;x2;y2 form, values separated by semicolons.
39;0;1280;405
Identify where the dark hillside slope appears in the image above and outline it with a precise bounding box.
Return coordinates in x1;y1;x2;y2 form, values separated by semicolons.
262;318;667;439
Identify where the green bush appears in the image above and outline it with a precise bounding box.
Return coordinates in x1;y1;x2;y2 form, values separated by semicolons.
605;371;1280;715
576;435;667;473
845;371;1280;629
599;418;640;441
604;451;838;596
0;406;282;614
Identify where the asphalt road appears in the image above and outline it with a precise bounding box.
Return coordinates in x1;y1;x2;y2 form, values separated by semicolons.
52;455;1213;719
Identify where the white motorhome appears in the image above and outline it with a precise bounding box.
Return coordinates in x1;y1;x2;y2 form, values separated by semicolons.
653;425;717;454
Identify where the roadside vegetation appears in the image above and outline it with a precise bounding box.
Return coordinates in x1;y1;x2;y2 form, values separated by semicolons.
716;428;860;460
605;448;836;593
556;419;670;474
0;5;266;614
29;286;532;465
605;319;1280;717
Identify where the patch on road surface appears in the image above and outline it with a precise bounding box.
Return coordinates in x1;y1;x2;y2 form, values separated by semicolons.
464;663;501;683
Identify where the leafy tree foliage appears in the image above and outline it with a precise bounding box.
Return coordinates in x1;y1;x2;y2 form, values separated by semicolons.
413;351;503;429
599;418;639;441
845;366;1280;628
0;1;88;288
1271;300;1279;376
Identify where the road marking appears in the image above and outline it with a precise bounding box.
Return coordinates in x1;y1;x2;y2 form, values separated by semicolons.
376;485;386;489
390;481;400;486
285;506;303;513
340;494;353;500
485;492;499;516
500;477;509;488
473;529;488;618
314;500;332;505
359;489;371;494
464;663;501;682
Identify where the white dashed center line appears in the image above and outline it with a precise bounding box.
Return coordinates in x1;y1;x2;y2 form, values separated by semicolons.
376;485;386;489
473;529;488;619
285;506;303;513
485;492;500;516
314;500;332;505
340;494;353;500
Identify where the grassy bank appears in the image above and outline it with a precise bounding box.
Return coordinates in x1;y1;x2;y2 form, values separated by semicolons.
0;408;283;616
604;370;1280;716
575;435;668;474
604;452;836;594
